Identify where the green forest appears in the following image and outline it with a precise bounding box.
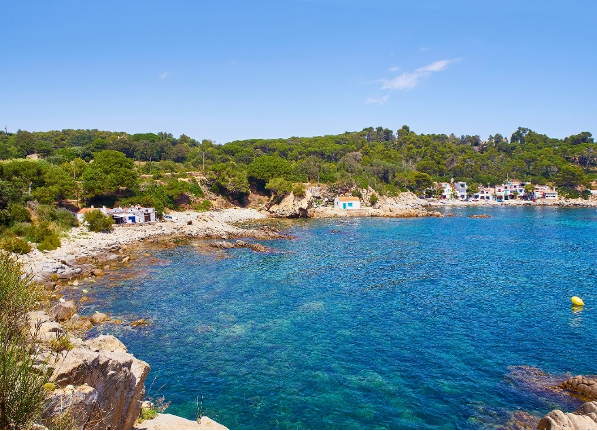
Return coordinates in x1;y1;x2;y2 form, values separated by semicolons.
0;126;595;253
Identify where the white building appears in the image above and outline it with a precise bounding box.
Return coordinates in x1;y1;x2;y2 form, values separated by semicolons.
75;206;108;223
439;183;453;199
334;196;361;210
453;182;468;200
108;205;157;224
472;187;495;201
533;185;558;200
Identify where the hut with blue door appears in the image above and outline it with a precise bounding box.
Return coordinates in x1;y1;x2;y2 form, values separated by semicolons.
334;196;361;210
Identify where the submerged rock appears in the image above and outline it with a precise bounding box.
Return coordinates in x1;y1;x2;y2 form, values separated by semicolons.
131;318;151;327
563;376;597;401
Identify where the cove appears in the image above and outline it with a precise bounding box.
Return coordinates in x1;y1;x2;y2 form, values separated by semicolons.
81;207;597;429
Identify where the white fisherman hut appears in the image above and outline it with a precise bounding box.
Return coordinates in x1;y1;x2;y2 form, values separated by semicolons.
334;196;361;210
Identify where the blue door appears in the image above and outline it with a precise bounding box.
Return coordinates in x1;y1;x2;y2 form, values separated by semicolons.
343;203;347;209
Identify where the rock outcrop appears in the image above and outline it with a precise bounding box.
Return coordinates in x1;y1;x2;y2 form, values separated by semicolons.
537;401;597;430
210;240;269;252
563;376;597;401
136;414;228;430
267;191;312;218
27;310;150;430
44;334;150;429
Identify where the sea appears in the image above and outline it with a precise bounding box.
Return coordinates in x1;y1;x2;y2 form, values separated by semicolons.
80;206;597;429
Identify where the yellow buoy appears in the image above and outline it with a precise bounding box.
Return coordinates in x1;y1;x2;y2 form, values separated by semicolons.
571;296;585;306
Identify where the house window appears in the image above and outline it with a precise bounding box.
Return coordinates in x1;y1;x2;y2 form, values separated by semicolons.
348;202;353;207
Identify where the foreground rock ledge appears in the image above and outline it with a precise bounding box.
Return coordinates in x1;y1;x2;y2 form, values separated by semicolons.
538;401;597;429
136;414;228;430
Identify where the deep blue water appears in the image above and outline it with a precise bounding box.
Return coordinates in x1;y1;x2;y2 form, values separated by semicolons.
79;207;597;429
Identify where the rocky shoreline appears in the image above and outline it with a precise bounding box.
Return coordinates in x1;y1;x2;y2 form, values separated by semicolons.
17;204;597;430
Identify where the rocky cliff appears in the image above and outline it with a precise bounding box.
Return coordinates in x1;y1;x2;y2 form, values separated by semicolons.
28;310;150;429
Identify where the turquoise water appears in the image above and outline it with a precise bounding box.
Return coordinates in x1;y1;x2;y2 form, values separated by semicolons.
81;207;597;429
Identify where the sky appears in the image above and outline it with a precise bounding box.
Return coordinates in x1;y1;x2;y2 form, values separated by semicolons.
1;0;596;144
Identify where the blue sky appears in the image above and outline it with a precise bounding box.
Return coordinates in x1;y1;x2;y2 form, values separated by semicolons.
1;0;596;144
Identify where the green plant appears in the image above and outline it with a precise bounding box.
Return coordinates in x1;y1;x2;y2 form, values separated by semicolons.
37;231;61;251
1;236;32;254
193;200;212;212
139;408;158;421
370;194;378;206
0;251;48;429
292;183;306;197
49;334;73;353
84;209;113;232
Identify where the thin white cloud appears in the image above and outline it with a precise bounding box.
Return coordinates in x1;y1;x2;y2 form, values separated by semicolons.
389;66;401;72
380;58;460;91
366;95;389;105
416;58;460;73
419;46;428;52
159;72;170;79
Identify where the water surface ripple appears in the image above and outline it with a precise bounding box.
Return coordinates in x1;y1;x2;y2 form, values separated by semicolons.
83;207;597;429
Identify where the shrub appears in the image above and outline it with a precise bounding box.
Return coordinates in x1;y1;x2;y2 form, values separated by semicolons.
84;209;113;232
193;200;212;212
265;177;293;198
370;194;378;206
189;179;205;198
1;236;32;254
9;204;31;225
0;251;48;429
139;408;158;421
49;334;73;353
38;232;61;252
25;221;61;251
55;209;78;229
10;222;33;237
292;183;306;198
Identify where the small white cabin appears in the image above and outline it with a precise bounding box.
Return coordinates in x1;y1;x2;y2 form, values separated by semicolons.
334;196;361;210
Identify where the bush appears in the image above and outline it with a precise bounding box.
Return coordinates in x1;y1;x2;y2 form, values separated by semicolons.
189;179;205;198
292;183;306;198
9;204;31;225
0;251;48;429
139;408;158;421
265;177;293;198
25;221;61;251
55;208;78;229
193;200;212;212
10;222;33;237
370;194;378;206
1;236;32;254
37;232;61;252
84;209;113;232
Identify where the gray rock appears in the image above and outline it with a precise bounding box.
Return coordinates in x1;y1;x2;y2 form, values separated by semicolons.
49;300;78;322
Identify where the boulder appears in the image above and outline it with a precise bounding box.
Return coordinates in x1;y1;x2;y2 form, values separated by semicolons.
89;312;110;325
563;376;597;400
537;401;597;429
67;314;94;332
44;335;150;430
49;300;78;322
